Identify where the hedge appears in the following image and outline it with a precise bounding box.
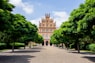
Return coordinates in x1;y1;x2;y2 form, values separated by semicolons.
89;43;95;52
10;42;25;48
0;43;6;49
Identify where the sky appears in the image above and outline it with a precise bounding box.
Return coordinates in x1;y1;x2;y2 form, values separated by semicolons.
9;0;85;27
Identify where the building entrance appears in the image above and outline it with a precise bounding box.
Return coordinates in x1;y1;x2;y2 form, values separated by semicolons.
46;41;48;46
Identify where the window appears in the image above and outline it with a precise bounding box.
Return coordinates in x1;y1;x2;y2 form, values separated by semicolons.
42;29;45;32
46;29;48;32
50;29;52;32
43;24;44;26
50;24;52;27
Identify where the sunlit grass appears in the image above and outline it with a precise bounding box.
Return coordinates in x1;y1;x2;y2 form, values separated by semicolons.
0;49;9;52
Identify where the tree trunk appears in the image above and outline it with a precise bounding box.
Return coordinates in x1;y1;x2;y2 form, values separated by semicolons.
24;43;26;49
24;45;26;49
29;42;32;48
62;43;63;48
65;43;69;50
77;42;80;53
12;42;15;52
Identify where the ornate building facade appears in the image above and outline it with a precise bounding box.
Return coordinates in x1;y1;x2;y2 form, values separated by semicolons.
38;14;56;45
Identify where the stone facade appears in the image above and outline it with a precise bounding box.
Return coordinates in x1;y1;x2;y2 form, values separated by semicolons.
38;14;56;45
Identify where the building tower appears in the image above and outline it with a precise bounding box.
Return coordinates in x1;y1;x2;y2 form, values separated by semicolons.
38;14;56;45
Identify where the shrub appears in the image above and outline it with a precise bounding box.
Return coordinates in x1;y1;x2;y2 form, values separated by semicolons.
0;43;6;49
89;43;95;52
70;43;74;49
10;42;25;49
15;42;24;47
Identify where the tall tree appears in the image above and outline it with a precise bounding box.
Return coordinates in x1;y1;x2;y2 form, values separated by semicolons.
0;0;14;31
60;0;95;53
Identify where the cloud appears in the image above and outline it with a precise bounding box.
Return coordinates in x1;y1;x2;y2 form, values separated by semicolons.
30;18;41;27
9;0;34;14
30;16;45;27
53;11;69;27
22;3;34;14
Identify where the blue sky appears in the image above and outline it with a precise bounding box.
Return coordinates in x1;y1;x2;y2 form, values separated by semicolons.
9;0;85;27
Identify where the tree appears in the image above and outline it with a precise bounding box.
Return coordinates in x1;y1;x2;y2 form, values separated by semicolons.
0;0;40;52
50;30;59;46
0;0;15;50
10;14;38;51
0;0;14;11
0;0;14;31
50;29;68;47
34;33;44;44
59;0;95;53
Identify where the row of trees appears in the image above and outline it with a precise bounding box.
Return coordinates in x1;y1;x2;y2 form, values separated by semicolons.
50;0;95;53
0;0;43;51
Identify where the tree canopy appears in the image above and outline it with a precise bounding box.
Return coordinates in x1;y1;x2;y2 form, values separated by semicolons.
50;0;95;53
0;0;43;51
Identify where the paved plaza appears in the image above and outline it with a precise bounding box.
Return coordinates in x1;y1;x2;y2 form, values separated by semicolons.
0;45;95;63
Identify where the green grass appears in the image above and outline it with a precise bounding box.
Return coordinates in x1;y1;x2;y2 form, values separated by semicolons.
80;50;95;54
0;49;9;52
81;50;91;52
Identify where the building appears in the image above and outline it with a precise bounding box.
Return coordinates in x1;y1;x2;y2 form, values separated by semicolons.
38;14;56;45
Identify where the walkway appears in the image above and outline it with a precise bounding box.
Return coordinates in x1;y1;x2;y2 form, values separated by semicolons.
0;45;95;63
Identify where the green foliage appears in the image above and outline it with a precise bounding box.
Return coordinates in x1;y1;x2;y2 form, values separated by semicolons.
0;43;6;49
0;0;41;51
85;0;95;7
8;14;38;43
10;42;25;48
34;33;44;44
0;0;15;11
50;28;69;45
0;43;6;46
52;0;95;53
0;0;15;31
88;43;95;52
0;10;13;31
0;42;25;49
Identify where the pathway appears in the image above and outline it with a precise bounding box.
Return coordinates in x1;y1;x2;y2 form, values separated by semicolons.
0;45;95;63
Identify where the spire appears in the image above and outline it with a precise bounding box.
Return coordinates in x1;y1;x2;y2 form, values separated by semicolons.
45;13;50;18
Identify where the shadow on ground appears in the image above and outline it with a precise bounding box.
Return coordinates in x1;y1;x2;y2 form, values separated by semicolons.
82;56;95;62
31;47;45;50
0;55;35;63
69;50;95;63
11;50;41;53
68;50;95;55
3;47;43;53
12;46;45;53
